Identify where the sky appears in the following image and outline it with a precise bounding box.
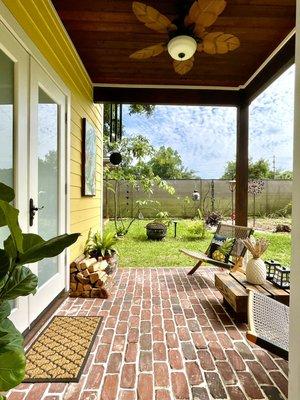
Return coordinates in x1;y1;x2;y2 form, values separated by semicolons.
123;65;295;179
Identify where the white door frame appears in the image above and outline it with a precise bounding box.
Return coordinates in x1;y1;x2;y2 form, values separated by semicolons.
0;20;29;333
0;1;72;332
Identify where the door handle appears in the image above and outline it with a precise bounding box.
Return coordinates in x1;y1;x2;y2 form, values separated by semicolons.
29;198;44;226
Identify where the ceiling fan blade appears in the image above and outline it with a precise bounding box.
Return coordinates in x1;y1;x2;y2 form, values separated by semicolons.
194;25;206;39
173;57;194;75
130;43;166;59
197;43;204;52
202;32;240;55
185;1;199;26
132;2;177;33
185;0;226;33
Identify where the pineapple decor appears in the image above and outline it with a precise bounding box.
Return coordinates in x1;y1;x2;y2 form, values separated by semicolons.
242;238;268;284
210;237;235;263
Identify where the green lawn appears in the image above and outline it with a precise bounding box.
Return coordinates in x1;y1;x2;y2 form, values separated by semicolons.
106;219;291;268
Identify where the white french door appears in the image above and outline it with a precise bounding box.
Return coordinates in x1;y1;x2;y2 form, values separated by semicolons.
0;21;68;332
0;20;29;332
28;59;67;323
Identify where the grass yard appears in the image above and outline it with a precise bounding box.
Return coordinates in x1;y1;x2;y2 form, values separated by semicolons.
106;219;291;268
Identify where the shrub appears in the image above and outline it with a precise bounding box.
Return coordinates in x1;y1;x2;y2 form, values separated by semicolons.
205;211;222;226
187;220;207;239
187;209;207;239
274;224;291;233
269;203;292;218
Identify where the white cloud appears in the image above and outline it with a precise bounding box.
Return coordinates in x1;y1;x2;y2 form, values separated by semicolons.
123;65;294;178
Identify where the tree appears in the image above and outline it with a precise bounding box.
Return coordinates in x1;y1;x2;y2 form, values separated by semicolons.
277;170;293;180
103;104;155;138
222;158;293;180
221;160;236;180
128;104;155;117
249;159;270;179
105;136;175;235
149;146;195;179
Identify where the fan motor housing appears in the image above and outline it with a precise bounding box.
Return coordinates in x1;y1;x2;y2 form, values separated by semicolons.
167;35;197;61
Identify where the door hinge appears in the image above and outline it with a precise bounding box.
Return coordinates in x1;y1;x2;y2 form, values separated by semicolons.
65;112;68;125
65;183;68;195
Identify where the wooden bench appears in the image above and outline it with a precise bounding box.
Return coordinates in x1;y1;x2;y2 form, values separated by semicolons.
215;271;290;322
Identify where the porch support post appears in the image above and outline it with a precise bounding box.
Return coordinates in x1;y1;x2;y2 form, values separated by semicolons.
235;101;249;226
289;2;300;397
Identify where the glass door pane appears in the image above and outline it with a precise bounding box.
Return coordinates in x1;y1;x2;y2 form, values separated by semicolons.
0;48;14;246
37;88;59;286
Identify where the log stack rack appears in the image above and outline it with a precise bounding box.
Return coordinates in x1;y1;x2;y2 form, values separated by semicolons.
69;254;117;299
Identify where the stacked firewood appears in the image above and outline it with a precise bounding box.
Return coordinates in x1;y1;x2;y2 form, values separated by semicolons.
69;254;116;299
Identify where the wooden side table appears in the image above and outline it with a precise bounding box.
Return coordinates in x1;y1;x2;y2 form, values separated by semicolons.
215;271;290;322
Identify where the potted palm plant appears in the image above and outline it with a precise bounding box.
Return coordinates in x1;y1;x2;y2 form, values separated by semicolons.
84;230;119;274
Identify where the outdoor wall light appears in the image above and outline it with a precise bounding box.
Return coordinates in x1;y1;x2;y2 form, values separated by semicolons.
167;35;197;61
109;152;122;166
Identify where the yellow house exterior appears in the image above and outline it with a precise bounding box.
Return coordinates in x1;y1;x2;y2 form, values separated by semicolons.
1;0;103;259
0;0;103;331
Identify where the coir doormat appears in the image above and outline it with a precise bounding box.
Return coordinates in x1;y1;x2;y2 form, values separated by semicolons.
24;316;103;383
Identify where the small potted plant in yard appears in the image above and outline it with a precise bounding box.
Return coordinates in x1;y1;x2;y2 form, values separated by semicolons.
146;210;171;241
0;182;79;396
205;211;222;227
116;226;127;238
84;230;119;273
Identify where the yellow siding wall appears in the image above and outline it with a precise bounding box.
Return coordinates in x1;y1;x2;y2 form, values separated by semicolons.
3;0;103;259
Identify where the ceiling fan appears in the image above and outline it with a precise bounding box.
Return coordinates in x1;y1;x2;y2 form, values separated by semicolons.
130;0;240;75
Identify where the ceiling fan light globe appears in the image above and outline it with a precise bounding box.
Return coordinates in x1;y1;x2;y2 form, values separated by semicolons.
167;35;197;61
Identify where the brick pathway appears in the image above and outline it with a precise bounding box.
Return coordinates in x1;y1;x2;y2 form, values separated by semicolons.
8;268;288;400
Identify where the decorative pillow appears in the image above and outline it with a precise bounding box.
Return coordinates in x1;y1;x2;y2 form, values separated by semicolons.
208;234;235;263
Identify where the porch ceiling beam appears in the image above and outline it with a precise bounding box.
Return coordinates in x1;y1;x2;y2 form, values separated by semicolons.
244;34;295;104
235;103;249;227
93;87;240;107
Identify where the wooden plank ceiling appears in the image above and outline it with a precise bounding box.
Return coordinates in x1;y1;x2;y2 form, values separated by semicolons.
52;0;296;88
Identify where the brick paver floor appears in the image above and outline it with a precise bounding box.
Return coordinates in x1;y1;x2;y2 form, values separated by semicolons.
8;268;288;400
